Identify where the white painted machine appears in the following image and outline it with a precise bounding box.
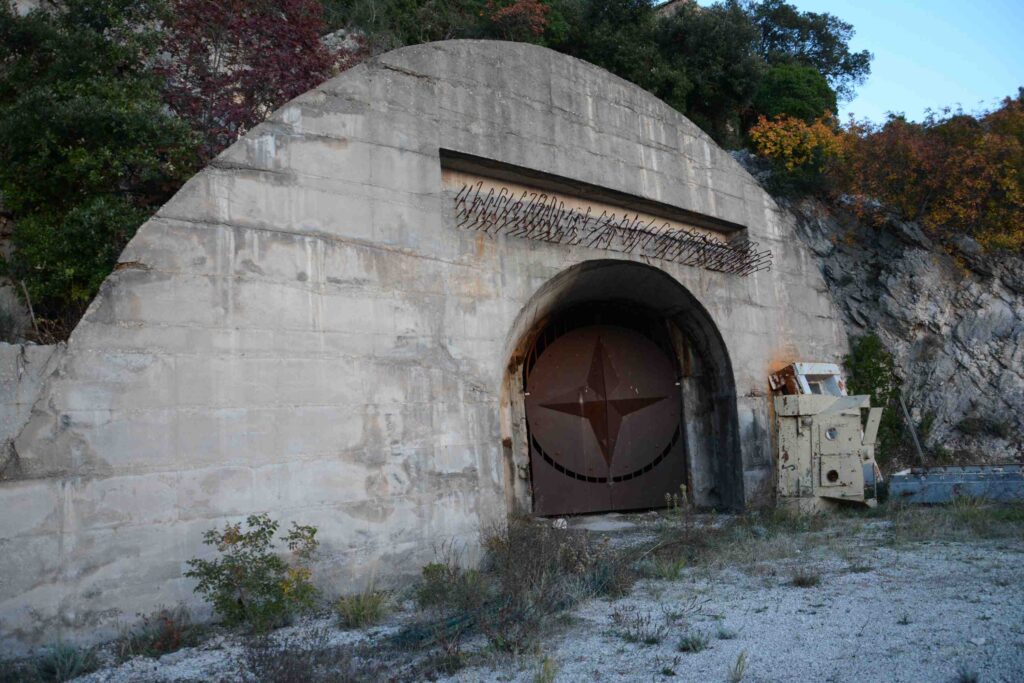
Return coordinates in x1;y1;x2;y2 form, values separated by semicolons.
770;363;883;510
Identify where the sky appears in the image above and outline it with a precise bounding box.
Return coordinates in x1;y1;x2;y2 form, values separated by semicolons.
699;0;1024;123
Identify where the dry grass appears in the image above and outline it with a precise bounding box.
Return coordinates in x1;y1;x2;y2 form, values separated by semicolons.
396;516;637;670
335;586;390;629
888;498;1024;544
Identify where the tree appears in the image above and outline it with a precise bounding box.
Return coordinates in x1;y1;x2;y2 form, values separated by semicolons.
752;62;836;122
657;0;764;145
0;0;197;333
546;0;681;106
838;95;1024;251
747;0;871;102
160;0;336;162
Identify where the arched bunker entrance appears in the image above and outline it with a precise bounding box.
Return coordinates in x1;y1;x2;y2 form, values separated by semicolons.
503;260;744;516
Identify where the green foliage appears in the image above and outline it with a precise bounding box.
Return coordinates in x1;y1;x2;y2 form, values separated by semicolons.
844;334;906;467
184;514;319;632
656;0;765;146
323;0;480;48
748;0;871;101
753;62;836;122
0;0;197;329
328;0;870;148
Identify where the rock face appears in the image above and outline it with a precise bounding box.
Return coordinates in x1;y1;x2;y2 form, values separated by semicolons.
786;197;1024;463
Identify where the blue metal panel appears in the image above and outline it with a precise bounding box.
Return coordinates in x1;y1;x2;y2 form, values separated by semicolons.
888;465;1024;504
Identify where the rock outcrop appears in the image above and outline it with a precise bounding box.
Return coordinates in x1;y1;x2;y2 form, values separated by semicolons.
785;197;1024;463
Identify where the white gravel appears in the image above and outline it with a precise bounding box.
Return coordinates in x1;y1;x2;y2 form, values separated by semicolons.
72;523;1024;683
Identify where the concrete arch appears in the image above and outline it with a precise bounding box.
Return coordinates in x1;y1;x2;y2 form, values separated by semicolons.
500;259;743;513
0;39;848;652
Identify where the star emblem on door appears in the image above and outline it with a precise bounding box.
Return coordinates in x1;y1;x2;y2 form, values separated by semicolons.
539;336;667;465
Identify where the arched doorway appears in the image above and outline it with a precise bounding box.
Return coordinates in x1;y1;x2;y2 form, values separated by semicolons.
503;260;743;514
524;303;686;515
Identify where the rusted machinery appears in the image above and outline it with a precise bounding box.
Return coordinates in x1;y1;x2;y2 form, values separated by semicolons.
770;363;883;510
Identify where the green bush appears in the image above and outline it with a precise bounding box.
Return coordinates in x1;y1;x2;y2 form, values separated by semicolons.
844;333;906;467
185;514;319;632
753;62;836;122
0;1;197;332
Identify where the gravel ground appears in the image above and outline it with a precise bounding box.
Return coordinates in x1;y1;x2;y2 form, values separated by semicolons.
70;517;1024;683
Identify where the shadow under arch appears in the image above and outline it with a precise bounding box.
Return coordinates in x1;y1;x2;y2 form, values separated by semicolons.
500;259;744;514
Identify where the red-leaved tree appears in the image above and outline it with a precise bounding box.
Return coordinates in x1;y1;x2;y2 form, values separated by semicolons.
160;0;335;162
486;0;550;40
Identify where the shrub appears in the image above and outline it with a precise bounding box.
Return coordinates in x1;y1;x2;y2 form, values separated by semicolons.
185;514;319;632
748;113;844;194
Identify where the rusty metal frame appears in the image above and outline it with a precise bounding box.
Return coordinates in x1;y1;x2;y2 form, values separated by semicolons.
453;181;773;276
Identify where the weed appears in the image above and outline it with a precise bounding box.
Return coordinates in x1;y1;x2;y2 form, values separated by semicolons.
400;516;635;660
952;663;979;683
676;630;710;653
655;655;681;677
716;626;738;640
116;605;202;661
896;613;911;626
612;607;666;646
653;557;687;581
728;650;748;683
33;643;98;682
790;568;821;588
889;500;1024;544
336;586;390;629
534;655;559;683
185;514;319;632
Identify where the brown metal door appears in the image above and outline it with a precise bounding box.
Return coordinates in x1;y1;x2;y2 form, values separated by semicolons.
525;324;685;516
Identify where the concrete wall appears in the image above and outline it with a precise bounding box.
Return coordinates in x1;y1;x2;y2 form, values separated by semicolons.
0;40;847;653
0;343;62;475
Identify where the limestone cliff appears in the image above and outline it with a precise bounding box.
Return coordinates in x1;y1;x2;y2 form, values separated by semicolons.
784;197;1024;464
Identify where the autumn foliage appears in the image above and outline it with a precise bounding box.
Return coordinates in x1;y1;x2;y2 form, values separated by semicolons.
487;0;551;38
751;93;1024;251
839;96;1024;251
160;0;335;162
749;113;844;194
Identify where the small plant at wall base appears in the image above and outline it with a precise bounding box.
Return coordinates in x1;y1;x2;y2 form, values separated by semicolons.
185;514;319;632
